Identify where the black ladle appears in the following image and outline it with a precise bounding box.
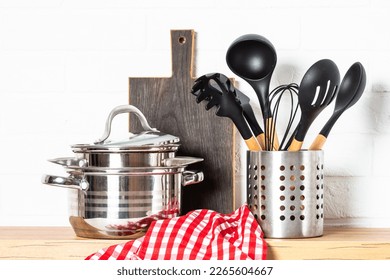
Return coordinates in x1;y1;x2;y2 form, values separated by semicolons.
309;62;366;150
288;59;340;151
226;34;278;150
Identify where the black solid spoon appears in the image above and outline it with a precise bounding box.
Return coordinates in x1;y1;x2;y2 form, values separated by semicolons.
288;59;340;151
309;62;366;150
226;34;278;150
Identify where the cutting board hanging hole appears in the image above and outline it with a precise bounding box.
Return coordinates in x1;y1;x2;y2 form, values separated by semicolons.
179;36;186;44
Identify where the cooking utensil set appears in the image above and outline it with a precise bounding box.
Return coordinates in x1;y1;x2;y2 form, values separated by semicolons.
191;34;366;151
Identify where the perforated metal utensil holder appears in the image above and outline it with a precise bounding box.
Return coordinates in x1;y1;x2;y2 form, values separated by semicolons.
247;150;324;238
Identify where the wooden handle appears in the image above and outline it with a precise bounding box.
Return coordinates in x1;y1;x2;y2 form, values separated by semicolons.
171;30;194;78
266;117;280;150
245;136;262;151
309;134;327;150
288;138;303;151
256;133;266;150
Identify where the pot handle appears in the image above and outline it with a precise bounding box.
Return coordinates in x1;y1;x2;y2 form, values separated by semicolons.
162;156;204;167
48;157;88;168
41;174;89;191
182;171;204;186
95;105;159;144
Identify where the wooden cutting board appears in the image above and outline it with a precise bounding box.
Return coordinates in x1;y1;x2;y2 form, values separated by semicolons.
128;29;235;214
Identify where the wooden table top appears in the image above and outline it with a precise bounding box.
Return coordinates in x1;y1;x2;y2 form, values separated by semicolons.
0;226;389;260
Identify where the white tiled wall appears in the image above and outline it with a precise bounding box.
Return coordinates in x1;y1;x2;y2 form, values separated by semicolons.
0;0;389;227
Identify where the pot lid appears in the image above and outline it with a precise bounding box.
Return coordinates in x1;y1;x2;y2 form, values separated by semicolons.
100;131;180;147
71;105;180;152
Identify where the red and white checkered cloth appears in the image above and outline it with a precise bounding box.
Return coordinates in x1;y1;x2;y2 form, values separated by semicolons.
86;204;267;260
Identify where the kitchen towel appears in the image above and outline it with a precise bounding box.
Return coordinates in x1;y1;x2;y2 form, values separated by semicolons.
86;204;267;260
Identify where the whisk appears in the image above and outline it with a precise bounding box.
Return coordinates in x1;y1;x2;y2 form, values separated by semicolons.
267;83;300;151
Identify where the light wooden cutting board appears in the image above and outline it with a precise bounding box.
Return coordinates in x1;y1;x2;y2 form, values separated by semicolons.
128;29;235;214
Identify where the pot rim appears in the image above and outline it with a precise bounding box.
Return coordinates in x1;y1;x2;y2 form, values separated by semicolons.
65;166;188;175
71;143;180;153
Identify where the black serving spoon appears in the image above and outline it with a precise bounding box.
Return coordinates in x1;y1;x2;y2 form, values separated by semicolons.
191;73;262;151
288;59;340;151
309;62;366;150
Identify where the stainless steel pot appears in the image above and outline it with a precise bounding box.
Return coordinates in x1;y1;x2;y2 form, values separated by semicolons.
42;105;204;239
42;167;203;239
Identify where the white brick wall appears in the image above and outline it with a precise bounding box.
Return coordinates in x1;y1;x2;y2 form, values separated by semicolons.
0;0;389;227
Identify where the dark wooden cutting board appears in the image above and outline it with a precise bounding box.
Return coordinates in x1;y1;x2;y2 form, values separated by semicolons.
128;29;235;214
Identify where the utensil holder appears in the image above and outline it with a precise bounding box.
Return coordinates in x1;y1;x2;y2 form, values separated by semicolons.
247;150;324;238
